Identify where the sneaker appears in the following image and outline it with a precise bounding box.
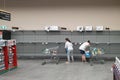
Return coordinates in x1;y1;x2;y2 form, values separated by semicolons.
66;61;70;64
71;60;74;62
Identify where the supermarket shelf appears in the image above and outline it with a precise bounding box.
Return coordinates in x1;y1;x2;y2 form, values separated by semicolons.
17;53;120;61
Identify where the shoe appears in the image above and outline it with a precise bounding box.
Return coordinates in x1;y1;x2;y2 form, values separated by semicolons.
66;61;70;64
71;60;74;63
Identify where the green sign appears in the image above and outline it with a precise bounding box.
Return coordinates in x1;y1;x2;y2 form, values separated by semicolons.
0;25;7;30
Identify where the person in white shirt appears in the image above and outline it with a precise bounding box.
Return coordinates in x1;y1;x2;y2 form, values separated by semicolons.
65;38;74;63
79;40;90;62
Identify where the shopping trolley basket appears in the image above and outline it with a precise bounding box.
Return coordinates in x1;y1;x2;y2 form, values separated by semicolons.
113;57;120;80
89;47;105;66
41;46;60;65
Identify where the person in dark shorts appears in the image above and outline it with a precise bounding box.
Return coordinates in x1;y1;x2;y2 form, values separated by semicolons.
79;40;90;62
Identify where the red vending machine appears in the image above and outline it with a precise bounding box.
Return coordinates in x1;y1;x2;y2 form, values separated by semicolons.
0;40;17;75
0;40;9;74
7;40;17;70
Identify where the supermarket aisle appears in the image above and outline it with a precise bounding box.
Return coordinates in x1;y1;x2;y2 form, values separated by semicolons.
0;60;113;80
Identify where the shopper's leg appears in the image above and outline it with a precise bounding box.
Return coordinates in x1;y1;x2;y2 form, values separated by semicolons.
82;54;86;62
70;50;74;62
67;50;70;62
80;50;86;62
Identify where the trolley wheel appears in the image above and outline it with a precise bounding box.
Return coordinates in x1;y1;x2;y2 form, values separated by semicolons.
56;58;60;64
90;59;93;66
90;63;93;66
42;61;46;65
100;60;105;64
56;62;59;64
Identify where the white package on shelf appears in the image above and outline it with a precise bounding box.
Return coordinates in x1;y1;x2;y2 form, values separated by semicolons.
0;40;6;46
76;26;84;32
96;26;104;31
0;64;5;70
85;26;93;31
45;26;61;31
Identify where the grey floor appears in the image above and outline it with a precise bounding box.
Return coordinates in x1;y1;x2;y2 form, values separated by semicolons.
0;60;113;80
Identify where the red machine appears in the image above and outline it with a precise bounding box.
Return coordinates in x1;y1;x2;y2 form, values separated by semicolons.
7;40;17;70
0;40;17;74
0;40;7;74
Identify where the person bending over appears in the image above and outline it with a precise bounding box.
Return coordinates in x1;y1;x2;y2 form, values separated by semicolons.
79;40;91;62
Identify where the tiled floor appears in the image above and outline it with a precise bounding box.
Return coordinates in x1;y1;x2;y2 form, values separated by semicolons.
0;60;113;80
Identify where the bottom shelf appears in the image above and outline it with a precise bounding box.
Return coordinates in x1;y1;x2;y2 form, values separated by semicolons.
9;66;17;71
0;66;17;75
0;69;8;75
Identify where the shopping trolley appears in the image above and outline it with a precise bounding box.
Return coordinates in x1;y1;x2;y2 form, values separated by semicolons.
112;57;120;80
88;47;105;66
41;46;60;65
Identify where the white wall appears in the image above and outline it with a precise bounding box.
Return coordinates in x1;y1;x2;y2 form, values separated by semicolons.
0;0;120;30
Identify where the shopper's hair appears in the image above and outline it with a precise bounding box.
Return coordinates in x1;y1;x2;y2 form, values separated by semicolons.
87;40;90;43
65;38;71;42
